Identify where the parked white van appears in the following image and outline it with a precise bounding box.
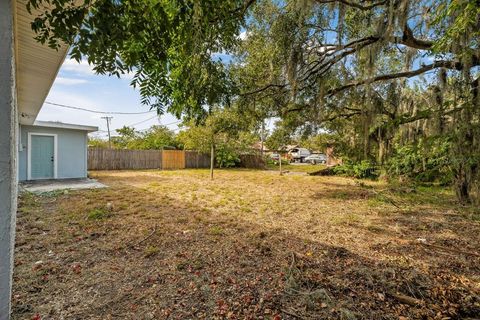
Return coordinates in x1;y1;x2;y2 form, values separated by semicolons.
288;148;311;163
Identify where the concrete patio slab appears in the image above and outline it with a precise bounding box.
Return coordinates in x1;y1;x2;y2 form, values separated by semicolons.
20;178;107;193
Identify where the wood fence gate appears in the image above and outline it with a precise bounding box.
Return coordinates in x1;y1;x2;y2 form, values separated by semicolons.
162;150;185;169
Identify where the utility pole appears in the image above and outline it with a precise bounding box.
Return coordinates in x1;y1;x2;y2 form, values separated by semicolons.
279;151;283;176
101;116;113;148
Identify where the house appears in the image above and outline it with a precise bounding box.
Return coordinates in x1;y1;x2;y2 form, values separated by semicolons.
19;121;98;181
1;1;96;318
252;141;269;153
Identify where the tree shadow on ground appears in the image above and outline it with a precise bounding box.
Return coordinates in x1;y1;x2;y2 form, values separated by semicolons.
12;174;480;320
311;188;372;201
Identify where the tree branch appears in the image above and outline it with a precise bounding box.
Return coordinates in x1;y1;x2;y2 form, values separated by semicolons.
327;60;466;97
299;36;381;84
388;25;434;50
313;0;387;10
322;111;363;121
298;27;436;87
241;83;287;96
231;0;257;16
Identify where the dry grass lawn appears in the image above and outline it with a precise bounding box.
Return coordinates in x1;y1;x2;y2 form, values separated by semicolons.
12;169;480;319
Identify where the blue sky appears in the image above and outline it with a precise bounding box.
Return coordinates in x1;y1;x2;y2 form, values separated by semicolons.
37;58;182;139
38;30;247;139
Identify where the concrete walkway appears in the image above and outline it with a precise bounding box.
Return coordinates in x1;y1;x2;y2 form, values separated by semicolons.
20;178;107;193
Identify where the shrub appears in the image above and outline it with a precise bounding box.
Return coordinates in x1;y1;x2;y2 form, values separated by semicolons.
215;144;240;168
333;160;379;179
387;138;453;185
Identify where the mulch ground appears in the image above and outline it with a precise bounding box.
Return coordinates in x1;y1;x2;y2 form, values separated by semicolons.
12;169;480;319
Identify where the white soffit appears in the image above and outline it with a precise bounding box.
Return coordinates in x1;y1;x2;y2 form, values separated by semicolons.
33;120;98;132
15;0;68;125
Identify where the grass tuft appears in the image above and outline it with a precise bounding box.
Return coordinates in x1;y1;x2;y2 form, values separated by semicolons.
144;245;160;257
87;208;110;220
209;225;224;235
331;213;364;225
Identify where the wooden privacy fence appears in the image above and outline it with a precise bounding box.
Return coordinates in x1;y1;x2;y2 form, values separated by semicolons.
88;148;210;170
88;148;162;170
185;150;211;168
88;148;265;170
238;154;265;169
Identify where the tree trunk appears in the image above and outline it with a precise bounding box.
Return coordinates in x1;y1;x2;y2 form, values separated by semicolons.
453;113;474;204
378;139;385;165
455;166;471;204
363;121;369;160
210;143;215;180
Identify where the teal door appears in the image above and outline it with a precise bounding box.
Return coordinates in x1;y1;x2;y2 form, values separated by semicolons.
30;135;55;179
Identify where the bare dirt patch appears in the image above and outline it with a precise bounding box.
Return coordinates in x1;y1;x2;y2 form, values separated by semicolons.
12;169;480;319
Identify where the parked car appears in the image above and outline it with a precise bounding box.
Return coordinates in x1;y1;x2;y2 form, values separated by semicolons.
288;148;311;163
305;153;327;164
269;153;280;161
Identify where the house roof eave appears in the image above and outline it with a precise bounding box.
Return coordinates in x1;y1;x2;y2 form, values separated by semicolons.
15;0;69;125
32;120;98;132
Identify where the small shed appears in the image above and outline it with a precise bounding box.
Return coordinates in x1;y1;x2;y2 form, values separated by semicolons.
18;121;98;181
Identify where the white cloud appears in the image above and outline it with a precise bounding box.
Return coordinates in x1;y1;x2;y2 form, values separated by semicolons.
45;89;99;109
62;58;96;76
61;58;135;80
37;90;102;126
55;77;88;85
121;71;135;80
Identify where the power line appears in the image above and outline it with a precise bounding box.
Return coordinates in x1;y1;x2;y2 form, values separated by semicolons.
127;115;159;127
45;101;156;115
134;119;182;130
163;120;182;126
94;118;182;134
